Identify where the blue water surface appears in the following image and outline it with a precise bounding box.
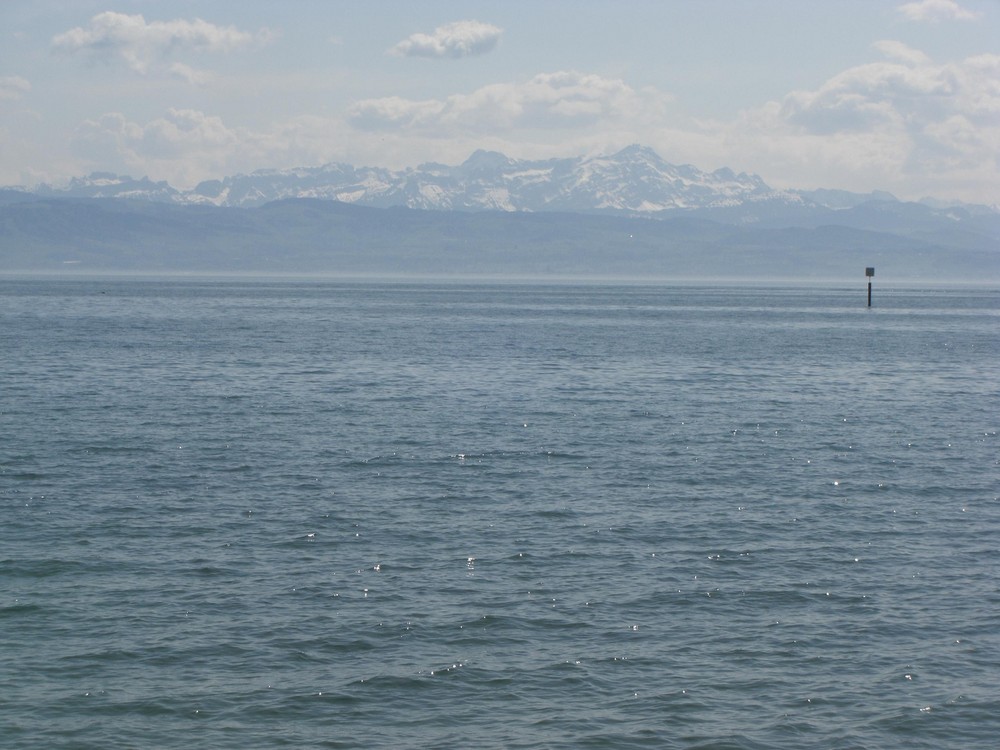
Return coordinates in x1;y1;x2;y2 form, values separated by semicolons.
1;279;998;749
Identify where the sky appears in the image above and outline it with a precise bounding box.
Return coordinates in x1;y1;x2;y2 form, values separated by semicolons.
1;0;998;204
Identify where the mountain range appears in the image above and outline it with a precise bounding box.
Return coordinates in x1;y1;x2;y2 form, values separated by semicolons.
26;144;992;217
2;146;998;280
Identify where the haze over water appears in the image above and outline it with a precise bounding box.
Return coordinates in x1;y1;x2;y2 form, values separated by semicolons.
2;278;998;749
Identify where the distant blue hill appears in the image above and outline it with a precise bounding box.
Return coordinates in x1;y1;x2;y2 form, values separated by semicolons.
1;193;996;281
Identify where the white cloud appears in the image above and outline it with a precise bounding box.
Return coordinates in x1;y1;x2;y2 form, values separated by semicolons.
349;71;671;133
60;43;999;204
70;108;360;188
872;40;932;66
704;43;1000;201
51;12;271;77
896;0;981;22
167;62;213;86
348;96;446;129
0;75;31;101
389;20;502;58
777;42;997;134
778;50;954;134
74;109;244;186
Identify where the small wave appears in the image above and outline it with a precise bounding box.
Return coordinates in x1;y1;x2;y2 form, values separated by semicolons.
0;602;44;618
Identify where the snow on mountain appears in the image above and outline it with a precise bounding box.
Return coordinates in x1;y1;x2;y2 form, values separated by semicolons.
24;146;804;214
23;145;995;217
34;172;180;202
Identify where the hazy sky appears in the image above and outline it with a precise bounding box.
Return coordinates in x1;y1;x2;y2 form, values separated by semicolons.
2;0;998;203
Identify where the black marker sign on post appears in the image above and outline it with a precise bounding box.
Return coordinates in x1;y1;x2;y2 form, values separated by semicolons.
866;267;875;307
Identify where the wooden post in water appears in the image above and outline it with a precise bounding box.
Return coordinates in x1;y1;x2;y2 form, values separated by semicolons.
866;267;875;307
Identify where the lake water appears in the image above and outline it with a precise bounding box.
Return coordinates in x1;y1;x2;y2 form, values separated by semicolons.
2;278;998;749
